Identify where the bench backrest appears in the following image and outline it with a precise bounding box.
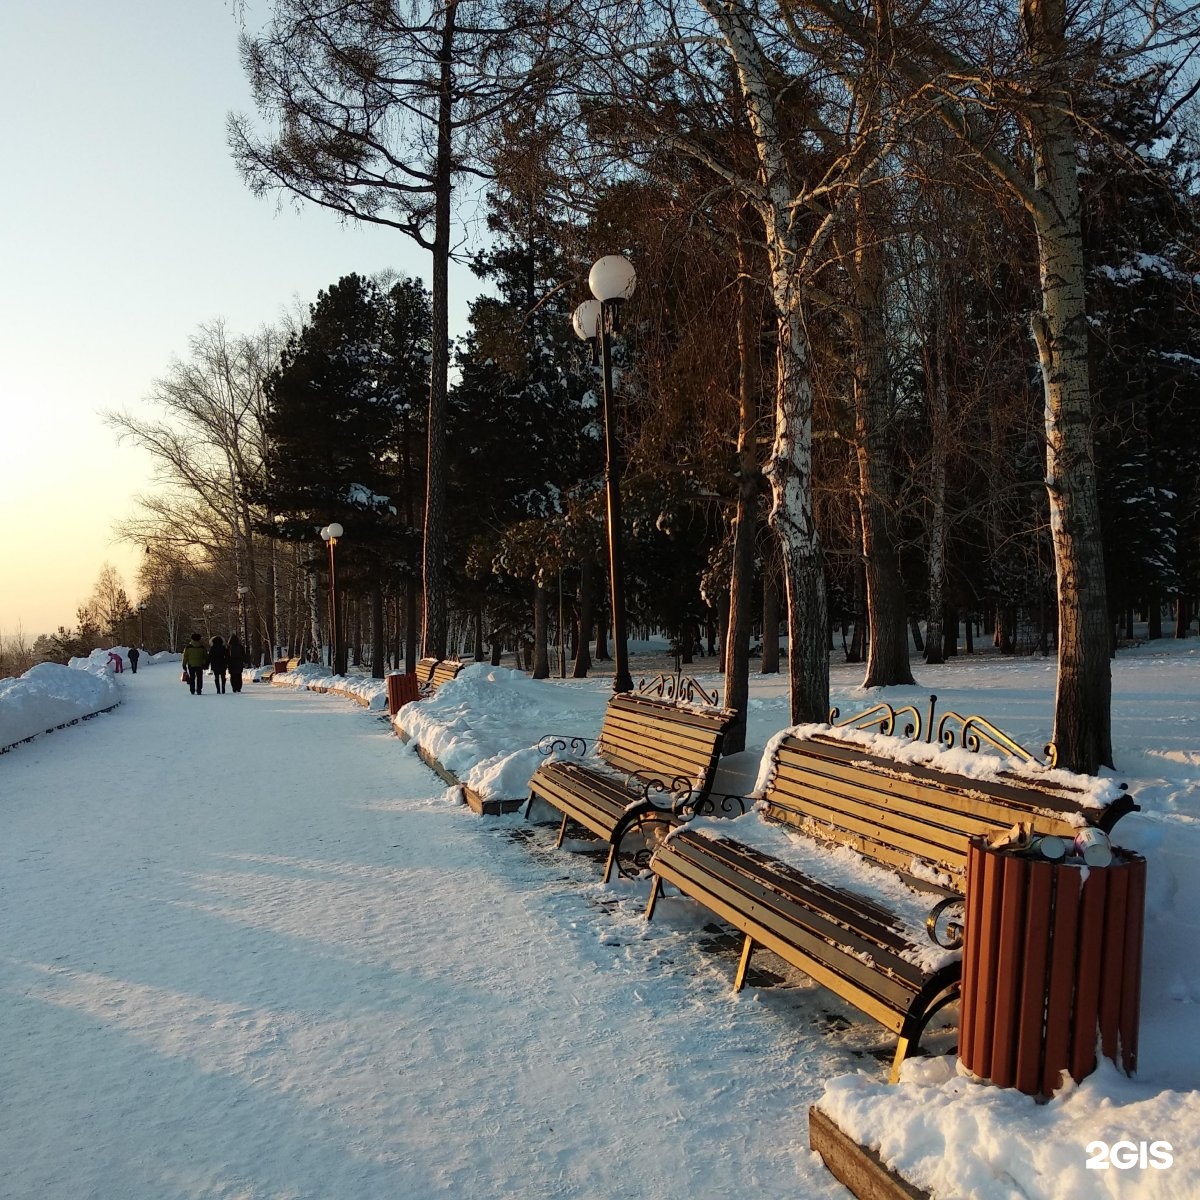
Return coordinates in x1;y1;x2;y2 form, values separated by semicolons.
430;660;464;689
763;733;1132;889
597;694;732;794
416;657;440;684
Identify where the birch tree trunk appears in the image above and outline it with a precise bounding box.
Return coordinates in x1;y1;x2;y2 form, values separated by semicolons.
1025;0;1113;771
702;0;829;723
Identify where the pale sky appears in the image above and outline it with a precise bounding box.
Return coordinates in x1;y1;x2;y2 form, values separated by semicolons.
0;2;478;639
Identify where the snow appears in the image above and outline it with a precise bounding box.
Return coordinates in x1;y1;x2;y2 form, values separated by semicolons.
3;639;1200;1198
1;657;121;751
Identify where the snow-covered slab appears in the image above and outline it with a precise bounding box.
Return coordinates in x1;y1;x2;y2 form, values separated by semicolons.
269;662;389;711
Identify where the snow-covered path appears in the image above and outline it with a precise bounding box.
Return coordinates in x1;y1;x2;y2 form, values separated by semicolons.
2;665;846;1199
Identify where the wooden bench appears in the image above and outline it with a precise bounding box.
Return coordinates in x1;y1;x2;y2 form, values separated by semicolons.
526;692;737;884
645;720;1138;1081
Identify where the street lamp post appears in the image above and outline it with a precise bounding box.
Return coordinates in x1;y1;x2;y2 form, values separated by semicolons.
203;603;214;638
321;523;344;674
138;602;146;647
573;254;637;694
237;585;250;650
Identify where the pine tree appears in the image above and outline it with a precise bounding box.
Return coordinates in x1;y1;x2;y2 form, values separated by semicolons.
255;273;431;669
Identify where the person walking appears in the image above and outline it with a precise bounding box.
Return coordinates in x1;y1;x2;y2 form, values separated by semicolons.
181;633;208;695
128;645;140;673
208;635;229;695
227;633;245;693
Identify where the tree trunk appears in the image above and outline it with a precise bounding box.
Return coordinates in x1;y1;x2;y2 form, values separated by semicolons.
924;281;949;666
573;560;594;677
370;584;385;678
595;599;609;662
420;0;458;661
761;560;780;674
943;604;958;658
722;228;763;753
532;581;550;679
473;603;485;661
847;159;914;689
702;0;828;723
909;616;925;654
1023;22;1113;768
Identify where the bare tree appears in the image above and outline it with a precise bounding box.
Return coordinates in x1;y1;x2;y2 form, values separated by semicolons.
107;321;280;657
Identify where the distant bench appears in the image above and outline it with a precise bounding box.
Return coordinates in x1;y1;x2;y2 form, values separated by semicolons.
526;690;736;883
415;657;465;696
646;707;1137;1080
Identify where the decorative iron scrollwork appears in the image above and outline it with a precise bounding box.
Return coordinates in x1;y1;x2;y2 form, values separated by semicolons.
636;669;719;707
627;771;695;810
537;733;589;758
926;896;965;949
829;699;926;742
611;801;681;880
830;693;1050;767
934;711;1038;764
686;792;749;818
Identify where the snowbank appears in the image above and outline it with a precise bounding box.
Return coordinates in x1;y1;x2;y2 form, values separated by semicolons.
0;659;121;751
271;662;389;711
819;1057;1198;1198
394;663;608;802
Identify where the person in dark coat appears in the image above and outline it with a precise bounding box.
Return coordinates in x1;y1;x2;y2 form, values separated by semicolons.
208;635;229;694
128;646;140;673
227;634;245;693
181;633;208;694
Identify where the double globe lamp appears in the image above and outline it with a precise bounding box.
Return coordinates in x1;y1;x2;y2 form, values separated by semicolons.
572;255;637;695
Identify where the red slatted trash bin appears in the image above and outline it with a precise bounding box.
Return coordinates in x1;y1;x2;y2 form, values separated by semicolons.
959;835;1145;1099
386;671;420;715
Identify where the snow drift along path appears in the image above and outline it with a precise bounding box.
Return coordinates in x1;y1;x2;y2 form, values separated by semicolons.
1;666;845;1200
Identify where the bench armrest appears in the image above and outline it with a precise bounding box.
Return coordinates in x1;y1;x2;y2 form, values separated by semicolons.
926;896;965;949
626;770;695;811
537;733;590;758
684;791;751;819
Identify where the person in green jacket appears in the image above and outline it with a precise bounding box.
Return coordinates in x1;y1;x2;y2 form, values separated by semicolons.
181;633;208;695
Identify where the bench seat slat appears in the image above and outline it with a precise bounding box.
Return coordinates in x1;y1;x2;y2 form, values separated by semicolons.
669;829;905;933
652;848;917;1033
